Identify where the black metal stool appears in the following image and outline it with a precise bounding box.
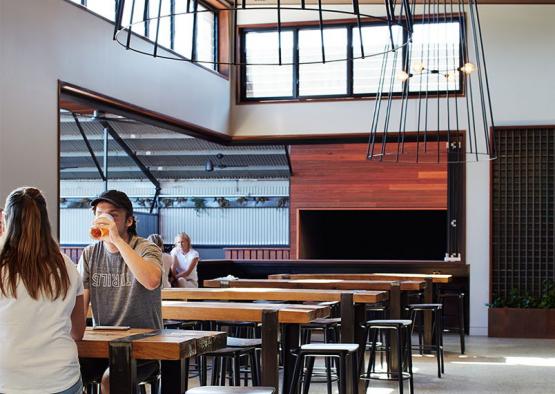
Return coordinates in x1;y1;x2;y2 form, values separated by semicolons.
186;386;275;393
406;303;444;378
290;343;359;394
139;373;161;394
438;292;465;354
363;320;414;394
300;318;341;394
201;346;259;387
227;337;262;386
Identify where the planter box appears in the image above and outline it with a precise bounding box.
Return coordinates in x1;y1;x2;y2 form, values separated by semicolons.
488;308;555;338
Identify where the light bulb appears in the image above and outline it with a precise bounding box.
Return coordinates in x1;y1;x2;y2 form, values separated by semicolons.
396;71;410;82
412;61;426;74
460;62;476;74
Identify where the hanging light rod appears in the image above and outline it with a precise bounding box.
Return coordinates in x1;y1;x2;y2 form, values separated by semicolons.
367;0;496;163
113;0;414;66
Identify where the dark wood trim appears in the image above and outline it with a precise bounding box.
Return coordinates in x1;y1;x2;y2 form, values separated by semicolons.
59;82;232;144
489;127;495;304
57;81;62;240
235;90;466;105
232;130;463;145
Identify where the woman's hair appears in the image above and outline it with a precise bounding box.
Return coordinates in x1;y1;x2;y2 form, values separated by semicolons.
0;187;69;300
175;232;191;246
147;233;164;249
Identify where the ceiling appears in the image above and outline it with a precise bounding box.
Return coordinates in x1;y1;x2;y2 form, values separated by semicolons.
59;111;290;181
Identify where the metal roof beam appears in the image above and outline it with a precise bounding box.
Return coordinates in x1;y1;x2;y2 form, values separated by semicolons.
98;119;161;192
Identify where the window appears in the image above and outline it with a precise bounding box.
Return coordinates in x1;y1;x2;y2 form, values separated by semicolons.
174;2;216;66
240;19;463;101
71;0;218;71
298;28;348;96
244;31;294;99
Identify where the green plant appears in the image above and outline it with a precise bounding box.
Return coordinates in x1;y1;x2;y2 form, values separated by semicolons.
236;196;249;206
254;196;269;204
215;197;230;208
191;197;207;215
488;281;555;309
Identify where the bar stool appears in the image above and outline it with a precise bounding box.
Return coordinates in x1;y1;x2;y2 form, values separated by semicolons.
300;318;341;394
186;387;275;393
200;346;259;387
227;337;262;386
290;343;359;394
406;303;444;378
438;292;465;354
138;374;161;394
363;320;414;394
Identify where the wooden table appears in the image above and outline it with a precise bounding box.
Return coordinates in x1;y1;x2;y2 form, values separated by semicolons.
162;301;330;394
268;272;452;283
203;278;425;321
163;288;387;354
77;328;226;394
267;273;453;349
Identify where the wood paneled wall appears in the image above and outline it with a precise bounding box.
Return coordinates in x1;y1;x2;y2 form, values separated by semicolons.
289;143;447;258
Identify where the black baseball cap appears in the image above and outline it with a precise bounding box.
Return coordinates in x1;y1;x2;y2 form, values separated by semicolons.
91;190;134;215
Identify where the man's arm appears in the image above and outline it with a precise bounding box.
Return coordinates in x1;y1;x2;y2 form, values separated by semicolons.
113;238;162;290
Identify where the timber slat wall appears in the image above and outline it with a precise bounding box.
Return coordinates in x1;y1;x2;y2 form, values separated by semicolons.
289;143;448;258
224;248;290;260
491;126;555;299
61;246;83;264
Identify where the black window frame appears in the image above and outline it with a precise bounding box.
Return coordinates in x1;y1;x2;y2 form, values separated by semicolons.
239;17;466;102
74;0;219;72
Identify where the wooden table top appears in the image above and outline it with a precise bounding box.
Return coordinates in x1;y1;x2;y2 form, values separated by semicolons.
76;328;226;360
268;273;452;283
162;287;388;304
203;278;426;292
162;301;330;324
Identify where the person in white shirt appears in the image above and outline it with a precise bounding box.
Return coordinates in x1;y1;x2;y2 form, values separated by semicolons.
147;234;176;288
0;187;86;394
170;232;199;288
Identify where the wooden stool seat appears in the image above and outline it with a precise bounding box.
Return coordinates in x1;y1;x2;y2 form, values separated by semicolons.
226;337;262;348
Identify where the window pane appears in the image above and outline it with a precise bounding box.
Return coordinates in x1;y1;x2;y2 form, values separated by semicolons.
122;0;147;37
86;0;116;21
353;25;403;94
409;22;461;92
245;31;294;98
148;0;171;50
174;3;216;68
299;28;347;96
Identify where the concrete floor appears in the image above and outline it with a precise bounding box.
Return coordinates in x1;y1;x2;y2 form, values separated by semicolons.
310;335;555;394
186;335;555;394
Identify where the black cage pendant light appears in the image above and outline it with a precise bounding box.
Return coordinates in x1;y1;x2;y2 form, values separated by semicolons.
367;0;496;163
113;0;414;66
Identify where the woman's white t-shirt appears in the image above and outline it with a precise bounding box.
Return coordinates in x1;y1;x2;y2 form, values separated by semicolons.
170;248;199;282
0;255;83;394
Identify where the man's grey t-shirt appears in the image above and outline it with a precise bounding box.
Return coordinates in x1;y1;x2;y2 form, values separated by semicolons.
78;236;163;329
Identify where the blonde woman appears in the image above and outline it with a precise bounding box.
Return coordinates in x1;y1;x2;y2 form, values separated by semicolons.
170;232;199;288
0;187;85;394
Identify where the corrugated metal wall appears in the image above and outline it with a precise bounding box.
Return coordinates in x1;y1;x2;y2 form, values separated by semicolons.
59;179;289;245
160;208;288;245
59;207;288;245
61;179;289;197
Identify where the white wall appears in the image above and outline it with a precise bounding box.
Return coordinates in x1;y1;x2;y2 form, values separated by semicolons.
0;0;230;232
231;5;555;335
